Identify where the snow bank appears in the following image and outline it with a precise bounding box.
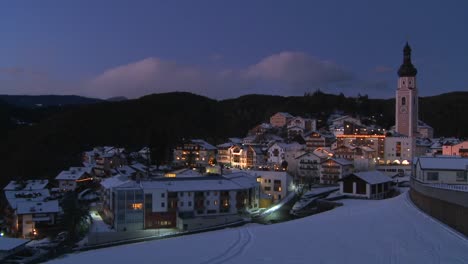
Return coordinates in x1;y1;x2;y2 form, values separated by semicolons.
48;192;468;264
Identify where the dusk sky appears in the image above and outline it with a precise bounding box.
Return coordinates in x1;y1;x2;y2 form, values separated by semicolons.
1;1;467;100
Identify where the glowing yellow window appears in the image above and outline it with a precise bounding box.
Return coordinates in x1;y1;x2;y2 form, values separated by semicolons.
132;203;143;210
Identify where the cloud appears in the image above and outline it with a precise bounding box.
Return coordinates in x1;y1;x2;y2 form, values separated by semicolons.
374;65;393;73
85;51;355;99
85;57;253;99
0;67;26;76
245;52;353;89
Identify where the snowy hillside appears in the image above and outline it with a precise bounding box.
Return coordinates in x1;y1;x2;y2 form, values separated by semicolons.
49;192;468;264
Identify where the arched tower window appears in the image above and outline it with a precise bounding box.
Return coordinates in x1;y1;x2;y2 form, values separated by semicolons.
402;97;406;106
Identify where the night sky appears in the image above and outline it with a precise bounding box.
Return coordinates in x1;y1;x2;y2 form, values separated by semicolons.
1;1;467;99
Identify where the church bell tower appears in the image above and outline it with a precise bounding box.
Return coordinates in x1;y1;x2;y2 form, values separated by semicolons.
396;42;418;137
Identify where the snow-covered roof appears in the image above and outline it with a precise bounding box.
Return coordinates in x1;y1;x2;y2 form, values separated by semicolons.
4;189;51;210
130;162;148;172
217;142;235;149
417;120;433;129
55;167;90;181
115;165;137;177
345;171;393;185
270;142;303;151
273;112;294;118
416;156;468;170
3;179;49;191
0;237;30;251
191;139;217;150
322;158;353;166
16;200;60;215
228;137;243;144
166;168;202;178
100;175;131;189
140;174;257;192
295;151;321;160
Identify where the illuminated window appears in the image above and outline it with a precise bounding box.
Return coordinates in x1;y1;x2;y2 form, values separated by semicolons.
132;203;143;210
214;200;218;205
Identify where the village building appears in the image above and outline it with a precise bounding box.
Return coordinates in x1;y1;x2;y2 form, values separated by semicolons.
304;131;335;151
55;167;93;191
339;171;393;199
320;158;353;184
413;156;468;184
267;142;304;169
243;170;293;206
103;173;259;232
173;139;217;168
295;152;322;185
3;180;61;237
269;112;294;127
442;140;468;157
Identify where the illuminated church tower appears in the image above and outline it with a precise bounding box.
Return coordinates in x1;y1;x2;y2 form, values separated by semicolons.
396;42;418;137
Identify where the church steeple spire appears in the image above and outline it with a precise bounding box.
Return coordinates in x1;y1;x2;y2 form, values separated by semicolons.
398;42;418;77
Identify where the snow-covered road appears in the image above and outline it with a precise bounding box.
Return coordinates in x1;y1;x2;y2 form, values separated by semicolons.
49;192;468;264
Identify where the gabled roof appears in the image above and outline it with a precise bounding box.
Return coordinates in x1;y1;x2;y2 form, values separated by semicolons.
321;158;353;166
273;112;294;118
416;156;468;170
295;151;321;160
16;200;60;215
342;171;393;185
55;167;89;181
4;180;49;191
191;139;217;150
0;237;30;251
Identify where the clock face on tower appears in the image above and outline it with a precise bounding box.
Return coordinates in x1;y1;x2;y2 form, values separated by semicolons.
400;106;407;113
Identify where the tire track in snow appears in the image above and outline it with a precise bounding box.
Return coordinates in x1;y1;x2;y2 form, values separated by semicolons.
216;227;253;264
199;229;242;264
200;227;253;264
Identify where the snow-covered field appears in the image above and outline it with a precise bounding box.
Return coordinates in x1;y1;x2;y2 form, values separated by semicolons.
49;192;468;264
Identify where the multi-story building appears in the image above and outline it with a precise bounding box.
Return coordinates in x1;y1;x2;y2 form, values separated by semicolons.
418;120;434;139
267;142;304;169
3;180;61;237
104;173;259;232
384;136;414;165
270;112;294;127
304;131;335;151
295;152;321;184
55;167;93;191
173;139;217;168
442;141;468;157
287;117;316;138
320;158;353;184
336;134;385;159
244;170;292;203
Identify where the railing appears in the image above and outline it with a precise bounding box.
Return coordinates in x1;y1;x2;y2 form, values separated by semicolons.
426;183;468;192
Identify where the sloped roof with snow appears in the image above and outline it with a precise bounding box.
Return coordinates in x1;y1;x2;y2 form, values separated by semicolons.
0;237;30;251
55;167;89;181
16;200;60;215
345;171;393;185
4;180;49;191
140;174;256;192
273;112;294;118
416;156;468;170
192;139;217;150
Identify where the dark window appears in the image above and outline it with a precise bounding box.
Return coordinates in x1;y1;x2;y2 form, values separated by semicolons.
402;97;406;106
427;172;439;181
